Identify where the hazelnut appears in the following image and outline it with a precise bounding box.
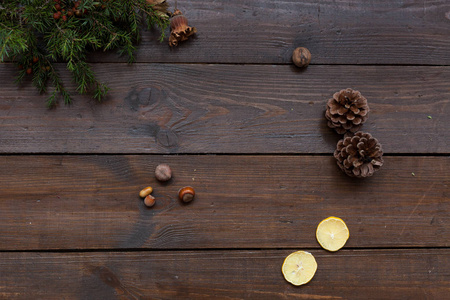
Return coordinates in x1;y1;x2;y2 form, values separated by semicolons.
178;186;195;203
292;47;311;68
139;186;153;198
144;195;156;207
155;164;172;182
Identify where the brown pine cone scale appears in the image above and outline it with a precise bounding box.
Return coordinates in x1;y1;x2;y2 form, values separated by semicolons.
334;131;383;178
325;88;369;134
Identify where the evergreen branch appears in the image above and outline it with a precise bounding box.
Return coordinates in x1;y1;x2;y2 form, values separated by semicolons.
0;25;28;61
1;0;172;106
46;65;71;107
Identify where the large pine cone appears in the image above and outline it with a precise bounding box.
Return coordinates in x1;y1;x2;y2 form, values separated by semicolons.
334;132;383;178
325;88;369;134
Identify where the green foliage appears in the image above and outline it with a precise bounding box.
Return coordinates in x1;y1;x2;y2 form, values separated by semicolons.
0;0;170;106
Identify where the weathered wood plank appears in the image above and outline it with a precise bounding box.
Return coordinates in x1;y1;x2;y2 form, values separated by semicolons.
86;0;450;65
0;155;447;250
0;64;448;154
0;249;448;299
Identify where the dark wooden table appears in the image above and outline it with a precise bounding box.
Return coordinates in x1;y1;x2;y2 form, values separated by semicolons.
1;1;449;299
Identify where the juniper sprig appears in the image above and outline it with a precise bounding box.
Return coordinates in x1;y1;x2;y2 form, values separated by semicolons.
0;0;170;106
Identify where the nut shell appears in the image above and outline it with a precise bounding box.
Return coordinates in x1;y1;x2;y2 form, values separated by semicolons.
144;195;156;207
155;164;172;182
139;186;153;198
292;47;311;68
178;186;195;203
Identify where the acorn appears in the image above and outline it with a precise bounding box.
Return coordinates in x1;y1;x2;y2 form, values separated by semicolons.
178;186;195;203
292;47;312;68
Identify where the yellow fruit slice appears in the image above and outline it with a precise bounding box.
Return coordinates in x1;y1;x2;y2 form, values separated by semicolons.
282;251;317;286
316;216;349;252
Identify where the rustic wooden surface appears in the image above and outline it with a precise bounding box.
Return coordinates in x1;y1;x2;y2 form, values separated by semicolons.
1;65;449;154
88;0;450;65
0;0;449;298
0;155;448;250
0;250;448;299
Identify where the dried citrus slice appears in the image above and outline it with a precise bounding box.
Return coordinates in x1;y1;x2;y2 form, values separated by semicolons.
316;216;349;252
281;251;317;286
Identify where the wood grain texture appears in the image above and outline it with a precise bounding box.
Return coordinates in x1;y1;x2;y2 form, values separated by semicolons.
0;155;448;250
0;249;448;299
1;1;448;297
0;64;449;154
86;0;450;65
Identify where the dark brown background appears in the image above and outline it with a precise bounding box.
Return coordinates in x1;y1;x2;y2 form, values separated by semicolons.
0;0;449;299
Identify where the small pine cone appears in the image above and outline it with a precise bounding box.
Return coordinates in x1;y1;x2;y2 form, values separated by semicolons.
325;88;369;134
334;131;384;178
169;10;197;47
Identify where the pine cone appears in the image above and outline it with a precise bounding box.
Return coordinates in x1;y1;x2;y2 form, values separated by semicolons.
169;10;197;47
334;132;383;178
325;88;369;134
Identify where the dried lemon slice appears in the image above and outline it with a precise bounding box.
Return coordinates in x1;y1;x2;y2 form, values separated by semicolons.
282;251;317;286
316;216;349;252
